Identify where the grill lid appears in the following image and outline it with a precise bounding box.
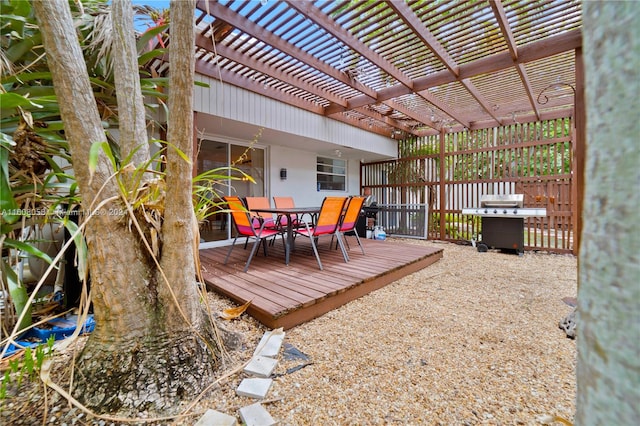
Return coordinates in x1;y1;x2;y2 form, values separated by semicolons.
480;194;524;208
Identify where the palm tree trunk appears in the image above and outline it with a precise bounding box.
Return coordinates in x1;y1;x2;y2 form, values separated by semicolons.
33;0;224;416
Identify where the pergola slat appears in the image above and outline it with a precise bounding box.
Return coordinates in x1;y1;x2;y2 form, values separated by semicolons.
181;0;583;136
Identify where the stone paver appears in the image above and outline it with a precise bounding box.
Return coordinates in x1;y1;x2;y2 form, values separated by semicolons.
239;402;278;426
244;355;278;378
236;377;273;399
194;408;237;426
253;329;285;358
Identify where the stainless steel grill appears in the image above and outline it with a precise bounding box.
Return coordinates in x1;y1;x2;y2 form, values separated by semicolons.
462;194;547;254
462;194;547;218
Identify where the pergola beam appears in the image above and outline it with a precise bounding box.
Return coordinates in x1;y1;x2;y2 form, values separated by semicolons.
286;0;415;91
387;1;459;77
385;100;442;132
389;1;503;127
195;60;323;113
489;0;541;120
377;1;471;128
345;29;582;120
285;0;443;133
195;32;348;108
196;0;378;101
353;106;418;135
461;78;503;126
190;1;582;136
467;107;574;131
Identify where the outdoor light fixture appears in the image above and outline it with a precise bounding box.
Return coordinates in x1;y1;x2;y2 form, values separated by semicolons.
280;168;287;180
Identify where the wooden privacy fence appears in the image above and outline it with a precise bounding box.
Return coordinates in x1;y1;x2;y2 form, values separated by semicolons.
361;118;576;254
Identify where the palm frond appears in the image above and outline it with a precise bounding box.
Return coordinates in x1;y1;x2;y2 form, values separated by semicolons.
84;7;114;79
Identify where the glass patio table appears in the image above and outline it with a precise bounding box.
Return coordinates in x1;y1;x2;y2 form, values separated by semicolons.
257;206;320;265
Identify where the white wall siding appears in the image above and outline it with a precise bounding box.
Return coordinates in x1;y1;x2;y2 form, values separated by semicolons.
268;146;360;207
194;74;396;158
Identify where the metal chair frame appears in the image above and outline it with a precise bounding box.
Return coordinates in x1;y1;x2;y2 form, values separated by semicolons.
273;196;318;227
332;196;366;261
294;196;348;270
223;196;285;272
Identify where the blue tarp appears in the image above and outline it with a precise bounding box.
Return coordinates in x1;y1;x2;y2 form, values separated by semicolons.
2;314;95;358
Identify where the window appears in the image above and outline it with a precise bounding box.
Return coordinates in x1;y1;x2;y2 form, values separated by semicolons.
317;156;346;191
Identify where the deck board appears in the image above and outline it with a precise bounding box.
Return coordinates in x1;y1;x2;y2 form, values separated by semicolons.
200;236;443;329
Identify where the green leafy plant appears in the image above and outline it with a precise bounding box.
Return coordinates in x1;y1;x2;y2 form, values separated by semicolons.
430;212;480;241
0;370;10;400
0;335;54;400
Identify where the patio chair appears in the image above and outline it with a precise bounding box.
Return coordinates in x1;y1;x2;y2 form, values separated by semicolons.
273;196;316;227
332;196;366;261
245;196;278;229
223;196;285;272
294;196;349;270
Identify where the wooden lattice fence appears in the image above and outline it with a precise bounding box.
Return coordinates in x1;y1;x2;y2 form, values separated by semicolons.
361;118;576;254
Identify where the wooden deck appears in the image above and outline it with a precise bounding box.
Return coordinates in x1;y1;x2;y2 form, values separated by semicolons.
199;236;443;329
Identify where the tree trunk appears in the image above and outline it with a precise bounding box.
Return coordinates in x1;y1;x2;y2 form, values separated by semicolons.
33;0;226;416
111;0;152;166
159;0;201;330
577;2;640;424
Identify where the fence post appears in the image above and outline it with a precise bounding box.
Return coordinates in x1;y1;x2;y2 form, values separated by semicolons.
439;129;446;240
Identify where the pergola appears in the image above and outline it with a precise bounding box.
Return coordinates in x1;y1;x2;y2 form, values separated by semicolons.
177;0;583;139
156;0;584;252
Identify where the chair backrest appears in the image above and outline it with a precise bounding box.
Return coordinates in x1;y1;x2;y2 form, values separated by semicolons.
340;196;365;232
273;196;297;224
223;196;255;236
273;196;295;209
245;197;272;216
313;197;348;236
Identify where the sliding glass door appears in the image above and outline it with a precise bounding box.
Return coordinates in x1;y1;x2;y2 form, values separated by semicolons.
196;140;266;246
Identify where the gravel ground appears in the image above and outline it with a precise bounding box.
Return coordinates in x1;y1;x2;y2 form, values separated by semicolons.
2;240;577;425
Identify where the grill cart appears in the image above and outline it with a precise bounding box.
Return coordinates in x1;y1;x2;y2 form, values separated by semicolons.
462;194;546;255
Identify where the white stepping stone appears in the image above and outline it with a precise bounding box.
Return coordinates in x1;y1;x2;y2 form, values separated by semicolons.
239;402;277;426
253;328;285;358
244;355;278;378
236;377;273;399
194;408;237;426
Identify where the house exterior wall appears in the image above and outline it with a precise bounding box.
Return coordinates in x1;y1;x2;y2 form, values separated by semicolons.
193;74;394;206
193;74;396;157
269;145;362;207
